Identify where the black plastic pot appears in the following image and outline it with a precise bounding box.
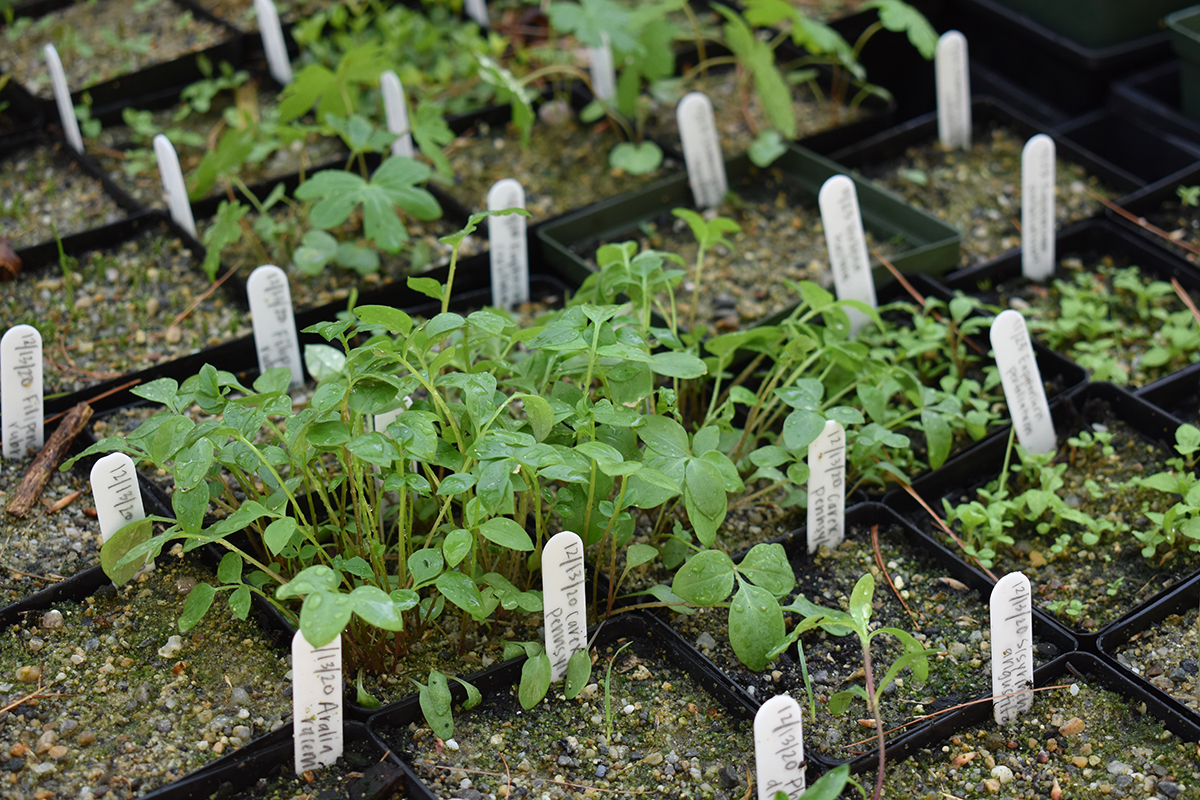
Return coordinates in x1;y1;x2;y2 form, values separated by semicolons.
368;611;785;794
3;129;145;261
1137;361;1200;427
1096;572;1200;731
1;0;246;113
1111;62;1200;150
702;502;1078;774
885;382;1194;643
139;721;421;799
947;0;1173;116
1052;109;1200;198
987;0;1187;49
537;146;961;296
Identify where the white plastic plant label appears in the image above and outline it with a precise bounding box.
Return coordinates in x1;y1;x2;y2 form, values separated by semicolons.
677;92;727;209
292;631;343;774
543;530;586;682
1021;134;1056;281
380;71;414;158
464;0;488;26
818;174;877;336
806;420;845;554
935;30;971;149
991;572;1034;725
755;694;806;800
247;265;304;389
1;325;43;460
588;32;616;102
153;134;197;238
90;453;145;543
43;44;82;153
990;309;1055;455
254;0;293;86
487;178;529;310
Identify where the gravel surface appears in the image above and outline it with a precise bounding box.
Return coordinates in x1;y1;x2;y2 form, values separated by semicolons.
1115;603;1200;718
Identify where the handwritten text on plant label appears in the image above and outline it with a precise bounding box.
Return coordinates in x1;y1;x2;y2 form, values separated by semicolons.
1;325;43;460
293;631;343;774
991;572;1034;725
755;694;806;799
543;531;586;682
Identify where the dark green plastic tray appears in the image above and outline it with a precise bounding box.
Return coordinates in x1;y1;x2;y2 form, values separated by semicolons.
536;145;961;300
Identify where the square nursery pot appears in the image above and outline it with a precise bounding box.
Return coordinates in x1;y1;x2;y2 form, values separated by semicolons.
136;721;425;799
0;544;297;797
886;382;1199;641
1097;572;1200;731
0;0;246;113
988;0;1188;49
1138;360;1200;427
0;212;262;406
947;0;1174;116
938;217;1200;390
1111;62;1200;151
828;97;1157;270
873;651;1200;798
1169;5;1200;122
536;147;961;314
659;502;1076;774
367;612;777;798
1;129;143;258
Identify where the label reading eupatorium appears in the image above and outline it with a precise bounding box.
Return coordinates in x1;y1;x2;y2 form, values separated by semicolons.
588;32;616;102
43;44;82;153
90;453;145;543
154;135;197;238
292;631;343;774
990;309;1055;455
1;325;43;460
818;174;877;336
1021;134;1056;281
247;265;304;389
380;71;414;158
935;31;972;149
677;92;727;209
991;572;1033;725
487;179;529;311
543;531;586;682
755;694;806;800
806;420;845;554
254;0;293;86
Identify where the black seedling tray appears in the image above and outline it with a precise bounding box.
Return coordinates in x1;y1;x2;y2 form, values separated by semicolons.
1096;572;1200;731
368;611;791;795
714;502;1078;774
947;0;1174;116
537;146;961;295
885;382;1192;645
2;0;247;113
1137;361;1200;426
1112;62;1200;150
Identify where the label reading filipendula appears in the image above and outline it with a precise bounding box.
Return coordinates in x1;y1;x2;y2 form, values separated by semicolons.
677;92;727;209
807;420;845;554
588;32;616;102
543;531;586;682
991;572;1034;725
247;265;304;389
380;71;414;158
154;135;197;238
818;174;877;336
254;0;293;86
90;453;145;543
755;694;806;800
487;179;529;310
292;630;343;774
990;309;1055;455
43;44;82;153
1021;134;1056;281
1;325;43;460
935;31;972;149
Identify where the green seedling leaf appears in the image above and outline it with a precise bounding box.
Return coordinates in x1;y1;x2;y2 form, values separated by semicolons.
276;564;341;599
748;129;787;167
100;518;152;586
625;543;659;570
565;649;592;699
262;517;298;556
519;650;553;710
672;550;735;605
419;670;454;739
303;343;346;382
200;200;246;281
863;0;938;58
442;528;473;568
216;551;242;585
355;305;413;335
609;141;664;175
357;671;382;710
479;518;534;551
729;583;784;671
350;584;407;631
300;589;355;648
179;582;216;632
738;543;795;597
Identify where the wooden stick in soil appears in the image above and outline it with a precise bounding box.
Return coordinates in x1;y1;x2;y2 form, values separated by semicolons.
896;481;999;582
1085;186;1200;259
5;402;93;519
1172;278;1200;329
42;377;140;426
871;523;919;626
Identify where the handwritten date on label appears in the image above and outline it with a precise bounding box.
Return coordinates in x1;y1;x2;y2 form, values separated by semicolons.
293;631;343;775
991;572;1033;725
